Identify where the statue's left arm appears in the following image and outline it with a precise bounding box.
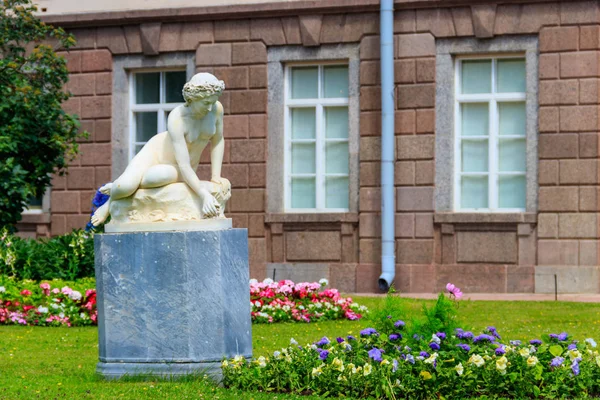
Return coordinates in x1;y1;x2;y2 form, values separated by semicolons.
210;101;225;181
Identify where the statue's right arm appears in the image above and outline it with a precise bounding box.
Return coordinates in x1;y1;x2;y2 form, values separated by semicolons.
167;111;211;201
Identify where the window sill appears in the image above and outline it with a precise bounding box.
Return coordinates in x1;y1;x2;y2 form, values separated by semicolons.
265;212;359;224
19;212;51;224
434;212;537;224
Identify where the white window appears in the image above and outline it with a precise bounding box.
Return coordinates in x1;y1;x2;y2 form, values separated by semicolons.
284;64;350;211
129;70;187;159
454;56;527;212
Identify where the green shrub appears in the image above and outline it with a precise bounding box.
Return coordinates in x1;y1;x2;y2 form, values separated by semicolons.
0;228;94;280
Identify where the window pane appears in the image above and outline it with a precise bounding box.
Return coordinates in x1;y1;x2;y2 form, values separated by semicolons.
291;108;316;139
165;71;187;103
135;72;160;104
461;103;489;136
461;176;488;209
135;112;158;142
499;102;526;136
499;139;526;172
27;194;43;209
323;65;348;98
461;60;492;94
497;59;526;93
291;143;315;174
291;178;316;208
461;140;488;172
499;175;526;209
135;144;144;155
326;177;349;209
291;67;318;99
325;142;349;174
325;107;348;139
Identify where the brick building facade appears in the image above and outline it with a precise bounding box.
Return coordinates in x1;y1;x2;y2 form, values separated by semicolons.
19;0;600;294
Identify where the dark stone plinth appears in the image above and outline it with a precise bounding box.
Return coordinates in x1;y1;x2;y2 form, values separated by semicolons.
94;229;252;380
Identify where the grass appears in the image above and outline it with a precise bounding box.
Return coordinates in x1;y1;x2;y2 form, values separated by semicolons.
1;296;599;399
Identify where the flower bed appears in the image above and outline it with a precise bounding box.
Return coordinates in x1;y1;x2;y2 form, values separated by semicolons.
225;286;600;399
0;278;97;327
250;278;366;323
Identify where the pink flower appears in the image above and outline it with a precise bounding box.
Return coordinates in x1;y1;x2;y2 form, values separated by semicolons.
52;288;60;294
61;286;73;295
40;283;50;296
446;282;463;299
20;289;32;296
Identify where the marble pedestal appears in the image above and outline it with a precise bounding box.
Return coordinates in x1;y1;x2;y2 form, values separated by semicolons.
94;229;252;380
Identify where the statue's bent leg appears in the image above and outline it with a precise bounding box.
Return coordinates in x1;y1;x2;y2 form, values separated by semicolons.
140;164;180;189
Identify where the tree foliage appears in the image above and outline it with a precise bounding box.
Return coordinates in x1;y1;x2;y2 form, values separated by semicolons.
0;0;83;229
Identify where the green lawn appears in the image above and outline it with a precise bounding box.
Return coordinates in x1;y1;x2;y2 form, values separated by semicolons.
1;297;599;399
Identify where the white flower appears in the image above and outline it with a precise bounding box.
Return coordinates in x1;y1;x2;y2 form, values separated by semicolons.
290;338;298;345
51;304;59;310
254;301;261;308
424;353;438;364
527;356;538;367
0;286;5;293
80;313;87;319
496;356;508;374
311;366;323;377
310;344;318;350
519;348;530;357
273;351;281;358
249;279;258;285
586;338;597;348
468;354;485;367
363;363;372;376
568;349;582;361
263;278;273;285
431;334;441;344
37;306;49;314
69;291;82;301
257;356;267;368
319;278;329;286
58;312;65;318
455;362;464;376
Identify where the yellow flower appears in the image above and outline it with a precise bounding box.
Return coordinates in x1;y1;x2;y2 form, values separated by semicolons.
337;375;347;382
455;362;464;376
496;356;508;374
221;360;229;368
363;363;372;376
468;354;485;367
285;355;292;363
381;359;390;366
420;371;432;380
425;353;438;365
527;356;539;367
519;348;530;358
312;366;323;377
568;349;582;361
595;355;600;367
483;355;492;361
233;355;245;364
332;357;345;372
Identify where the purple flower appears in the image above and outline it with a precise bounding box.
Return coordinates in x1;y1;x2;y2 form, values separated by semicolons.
404;346;412;353
336;337;344;344
413;334;423;341
486;326;502;340
318;349;329;360
436;332;446;340
530;339;542;346
347;335;357;341
550;356;564;368
394;320;405;329
389;334;401;341
360;328;379;337
456;331;474;340
419;351;430;358
392;359;399;372
456;343;470;352
345;344;352;352
474;334;495;343
571;359;580;376
429;342;440;351
568;343;577;351
509;340;521;346
405;354;415;364
387;315;392;319
368;348;383;362
495;346;506;356
316;337;330;347
558;332;568;341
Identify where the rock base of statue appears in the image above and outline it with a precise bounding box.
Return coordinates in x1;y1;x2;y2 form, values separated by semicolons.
94;229;252;380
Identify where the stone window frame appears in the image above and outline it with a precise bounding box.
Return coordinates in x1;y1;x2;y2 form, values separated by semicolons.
267;44;360;215
435;36;539;218
112;53;196;178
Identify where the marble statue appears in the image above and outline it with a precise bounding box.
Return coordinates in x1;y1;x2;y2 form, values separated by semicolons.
91;73;232;231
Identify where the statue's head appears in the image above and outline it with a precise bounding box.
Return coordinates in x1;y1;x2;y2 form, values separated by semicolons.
182;73;225;106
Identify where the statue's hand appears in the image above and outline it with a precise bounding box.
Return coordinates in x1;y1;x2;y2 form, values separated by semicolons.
200;192;221;218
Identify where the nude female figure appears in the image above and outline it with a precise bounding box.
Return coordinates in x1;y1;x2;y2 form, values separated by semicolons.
90;73;228;227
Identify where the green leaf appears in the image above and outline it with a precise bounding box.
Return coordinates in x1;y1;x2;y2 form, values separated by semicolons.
549;345;563;357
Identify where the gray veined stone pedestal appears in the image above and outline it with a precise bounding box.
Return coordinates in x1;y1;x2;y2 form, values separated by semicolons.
94;229;252;380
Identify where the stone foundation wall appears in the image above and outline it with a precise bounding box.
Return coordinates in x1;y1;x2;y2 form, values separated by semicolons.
23;0;600;293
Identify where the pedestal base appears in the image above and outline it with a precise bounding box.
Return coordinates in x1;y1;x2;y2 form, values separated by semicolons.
94;229;252;380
